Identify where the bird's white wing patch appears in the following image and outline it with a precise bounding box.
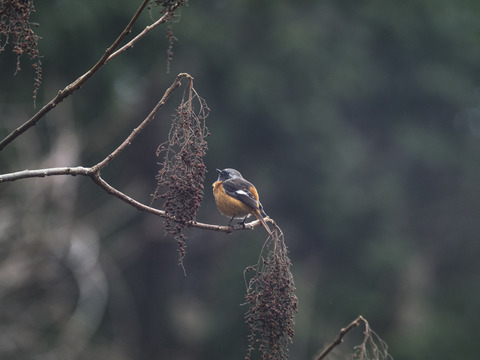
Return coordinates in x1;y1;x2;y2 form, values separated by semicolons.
236;190;250;197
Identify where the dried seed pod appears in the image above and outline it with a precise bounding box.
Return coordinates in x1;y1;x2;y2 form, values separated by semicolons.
151;81;209;268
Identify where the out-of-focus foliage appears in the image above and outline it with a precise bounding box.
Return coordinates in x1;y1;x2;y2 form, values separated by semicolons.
2;0;480;359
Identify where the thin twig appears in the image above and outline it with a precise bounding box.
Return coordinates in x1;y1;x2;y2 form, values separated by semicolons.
0;0;182;151
314;316;365;360
105;1;182;64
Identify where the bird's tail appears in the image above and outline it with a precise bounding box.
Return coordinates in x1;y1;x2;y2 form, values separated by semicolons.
254;210;273;237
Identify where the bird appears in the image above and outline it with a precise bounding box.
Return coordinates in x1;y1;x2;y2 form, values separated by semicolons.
212;168;272;236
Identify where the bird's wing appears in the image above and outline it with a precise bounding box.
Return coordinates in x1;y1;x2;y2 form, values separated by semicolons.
222;178;261;211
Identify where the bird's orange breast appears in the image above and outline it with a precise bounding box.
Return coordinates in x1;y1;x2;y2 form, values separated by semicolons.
213;181;252;218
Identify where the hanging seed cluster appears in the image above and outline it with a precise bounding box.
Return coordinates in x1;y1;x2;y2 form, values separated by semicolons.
152;88;209;265
147;0;184;73
0;0;42;101
244;234;298;360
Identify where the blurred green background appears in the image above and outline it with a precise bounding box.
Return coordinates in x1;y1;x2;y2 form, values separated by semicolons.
2;0;480;359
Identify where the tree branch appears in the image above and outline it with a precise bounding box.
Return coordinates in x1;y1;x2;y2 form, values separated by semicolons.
314;316;365;360
0;167;91;182
0;164;267;234
0;72;268;235
105;1;182;65
0;0;183;151
90;172;267;233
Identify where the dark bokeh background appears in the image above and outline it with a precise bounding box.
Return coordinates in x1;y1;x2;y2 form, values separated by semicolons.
2;1;480;359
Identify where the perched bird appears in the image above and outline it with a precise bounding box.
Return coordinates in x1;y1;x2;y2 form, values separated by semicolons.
212;168;272;236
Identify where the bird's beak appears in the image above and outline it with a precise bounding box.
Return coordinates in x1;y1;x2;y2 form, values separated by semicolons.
216;168;222;174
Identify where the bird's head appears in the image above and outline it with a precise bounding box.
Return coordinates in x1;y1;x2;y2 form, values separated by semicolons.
216;168;243;181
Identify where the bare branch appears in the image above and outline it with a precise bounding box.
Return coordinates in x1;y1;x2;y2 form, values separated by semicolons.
105;1;183;64
0;166;91;182
314;316;363;360
314;315;392;360
0;0;183;152
0;164;268;236
0;163;268;234
90;172;268;234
